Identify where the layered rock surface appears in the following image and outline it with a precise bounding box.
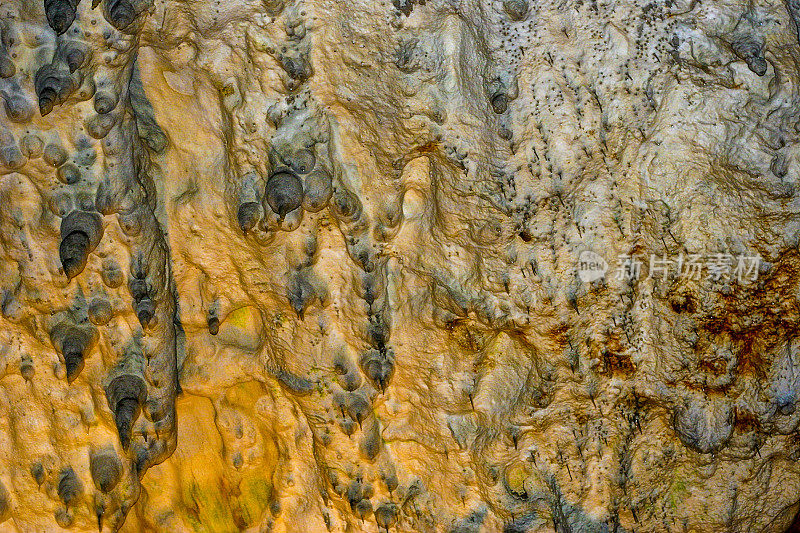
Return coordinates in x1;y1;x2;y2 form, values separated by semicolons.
0;0;800;531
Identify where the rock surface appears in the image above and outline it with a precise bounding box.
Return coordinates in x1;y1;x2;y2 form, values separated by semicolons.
0;0;800;531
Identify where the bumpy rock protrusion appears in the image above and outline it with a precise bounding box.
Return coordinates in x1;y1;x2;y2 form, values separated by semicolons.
374;502;398;531
129;277;155;327
236;171;262;233
360;348;395;392
367;317;389;350
57;466;83;506
286;148;316;174
103;0;137;31
288;275;315;318
279;54;312;82
490;91;508;114
89;449;122;493
730;35;768;76
105;374;147;450
64;46;86;73
51;325;92;382
3;92;35;124
330;186;363;223
95;178;125;215
502;0;529;20
59;231;89;279
334;355;363;391
360;419;382;460
207;311;219;335
63;329;88;381
101;259;124;288
20;354;34;381
56;163;81;184
487;76;515;116
20;135;44;158
237;201;261;233
35;73;58;117
43;144;68;167
346;393;371;427
60;211;104;280
302;169;333;212
768;339;800;419
393;0;414;16
672;396;734;454
30;463;45;486
274;368;315;395
88;299;113;325
44;0;80;35
0;55;15;79
34;64;74;116
265;170;304;218
94;90;119;115
354;498;372;521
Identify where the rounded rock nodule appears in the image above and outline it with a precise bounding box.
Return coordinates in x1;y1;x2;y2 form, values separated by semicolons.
265;171;304;217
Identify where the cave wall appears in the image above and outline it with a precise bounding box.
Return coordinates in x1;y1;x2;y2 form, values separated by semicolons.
1;0;800;531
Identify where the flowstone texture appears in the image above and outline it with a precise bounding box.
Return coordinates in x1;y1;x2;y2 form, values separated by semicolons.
1;0;800;531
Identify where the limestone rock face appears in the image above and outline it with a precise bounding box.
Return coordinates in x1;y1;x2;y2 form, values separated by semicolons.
1;0;800;531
